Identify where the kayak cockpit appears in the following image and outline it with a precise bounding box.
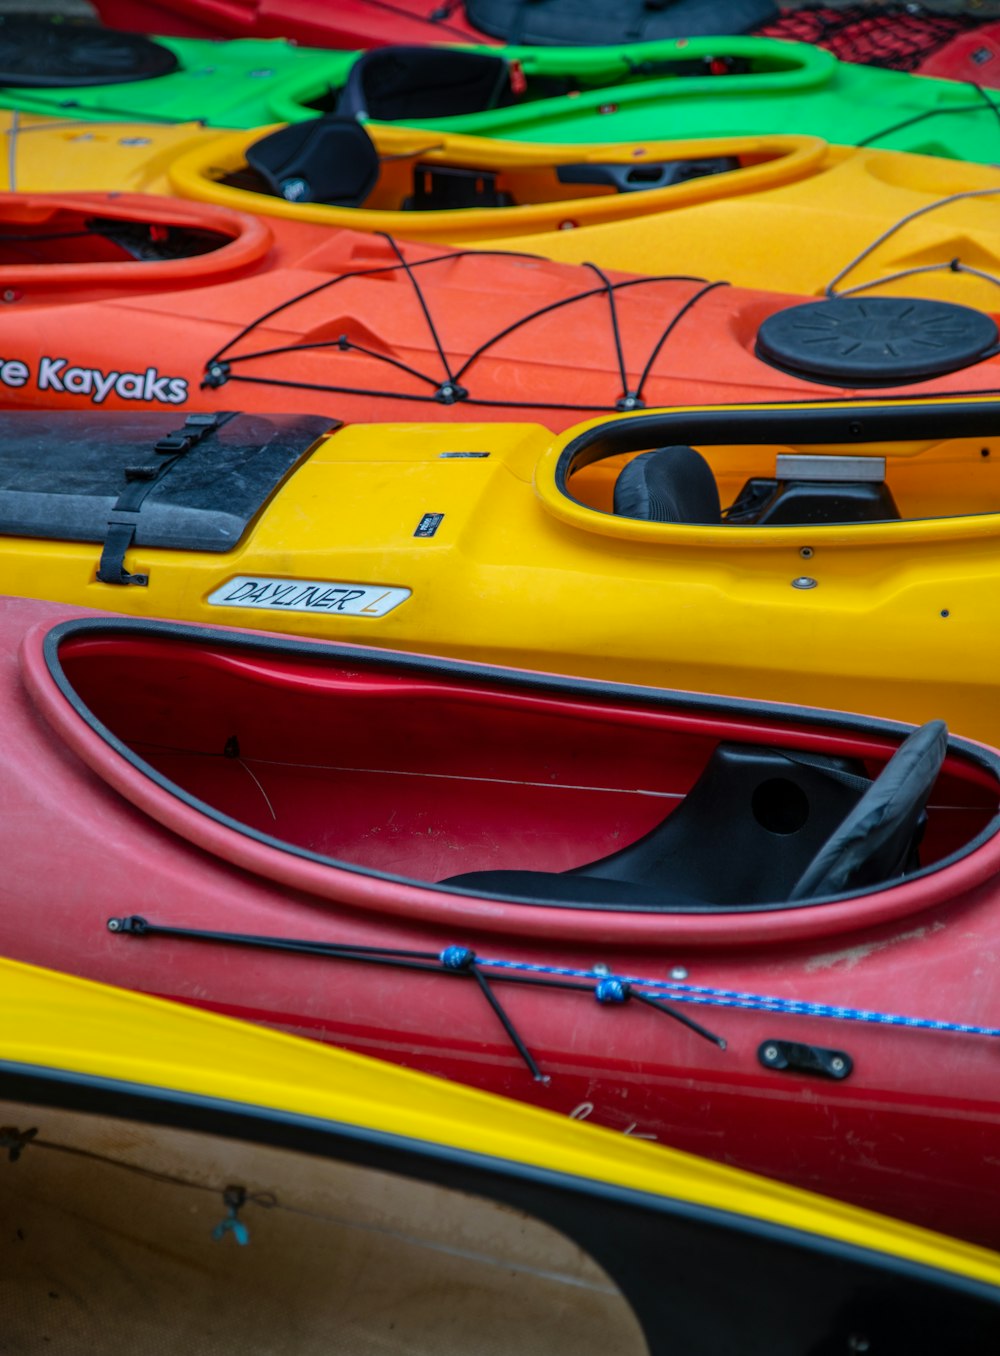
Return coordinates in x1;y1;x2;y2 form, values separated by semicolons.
221;116;782;213
551;398;1000;531
31;621;1000;920
0;193;274;286
0;1097;646;1356
300;41;808;122
0;203;234;266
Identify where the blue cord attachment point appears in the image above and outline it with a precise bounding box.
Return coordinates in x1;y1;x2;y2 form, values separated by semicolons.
440;945;476;971
212;1186;250;1246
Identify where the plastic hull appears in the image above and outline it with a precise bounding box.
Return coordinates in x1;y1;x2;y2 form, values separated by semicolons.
8;115;1000;306
3;596;1000;1246
6;959;1000;1353
3;32;1000;162
8;194;1000;428
5;400;1000;746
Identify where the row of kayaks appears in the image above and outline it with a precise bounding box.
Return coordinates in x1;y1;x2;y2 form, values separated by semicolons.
7;20;1000;160
42;0;1000;77
6;116;1000;305
8;5;1000;1334
5;400;1000;1252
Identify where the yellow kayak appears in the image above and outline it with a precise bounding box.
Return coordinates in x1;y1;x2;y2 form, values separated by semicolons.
6;111;1000;306
3;954;999;1352
5;398;1000;744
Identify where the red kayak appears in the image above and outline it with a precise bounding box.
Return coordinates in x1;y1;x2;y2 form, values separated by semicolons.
5;594;1000;1247
6;192;1000;431
91;0;776;48
919;22;1000;88
758;6;992;73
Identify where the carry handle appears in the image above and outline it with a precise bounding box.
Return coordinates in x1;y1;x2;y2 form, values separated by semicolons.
556;156;737;194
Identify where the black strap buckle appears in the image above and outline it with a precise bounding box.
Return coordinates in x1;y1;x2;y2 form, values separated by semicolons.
97;413;232;587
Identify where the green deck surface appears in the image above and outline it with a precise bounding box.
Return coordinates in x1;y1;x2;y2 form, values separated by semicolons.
2;33;998;164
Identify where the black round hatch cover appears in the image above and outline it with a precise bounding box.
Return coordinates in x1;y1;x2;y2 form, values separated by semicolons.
0;17;179;88
756;296;999;387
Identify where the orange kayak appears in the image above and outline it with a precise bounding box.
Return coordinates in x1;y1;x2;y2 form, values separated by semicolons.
4;190;1000;429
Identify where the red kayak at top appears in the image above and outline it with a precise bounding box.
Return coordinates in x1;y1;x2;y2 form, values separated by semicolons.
4;593;1000;1247
91;0;777;49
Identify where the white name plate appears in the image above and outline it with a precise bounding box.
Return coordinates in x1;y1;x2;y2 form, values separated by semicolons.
207;576;410;617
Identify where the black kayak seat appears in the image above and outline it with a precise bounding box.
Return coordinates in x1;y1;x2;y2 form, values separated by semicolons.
464;0;778;46
613;446;722;524
337;46;513;122
245;116;379;206
444;742;874;908
444;723;948;908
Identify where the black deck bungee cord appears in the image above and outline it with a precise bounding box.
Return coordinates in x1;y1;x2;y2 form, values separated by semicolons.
106;915;726;1080
203;232;728;412
855;82;1000;150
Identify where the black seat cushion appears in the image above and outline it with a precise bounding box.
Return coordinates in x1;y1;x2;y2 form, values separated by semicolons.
789;720;948;900
245;116;379;206
337;46;512;122
613;446;722;524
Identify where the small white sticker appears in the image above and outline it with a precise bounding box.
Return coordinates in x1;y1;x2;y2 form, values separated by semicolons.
207;576;410;617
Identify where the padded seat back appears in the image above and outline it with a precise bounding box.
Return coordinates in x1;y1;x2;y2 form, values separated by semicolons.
613;446;722;525
245;116;379;206
338;46;512;122
790;720;948;900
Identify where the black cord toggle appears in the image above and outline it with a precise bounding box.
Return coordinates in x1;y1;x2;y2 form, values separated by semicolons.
435;381;469;404
202;361;231;388
107;915;150;936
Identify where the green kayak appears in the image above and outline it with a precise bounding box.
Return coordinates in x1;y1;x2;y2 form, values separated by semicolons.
2;17;999;164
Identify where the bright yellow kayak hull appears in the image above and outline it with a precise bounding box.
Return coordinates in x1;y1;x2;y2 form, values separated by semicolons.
5;112;1000;305
5;954;1000;1297
5;397;1000;744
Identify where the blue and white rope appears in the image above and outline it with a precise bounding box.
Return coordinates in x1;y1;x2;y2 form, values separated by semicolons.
444;951;1000;1038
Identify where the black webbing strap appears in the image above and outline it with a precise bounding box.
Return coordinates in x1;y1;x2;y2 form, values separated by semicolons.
96;412;235;586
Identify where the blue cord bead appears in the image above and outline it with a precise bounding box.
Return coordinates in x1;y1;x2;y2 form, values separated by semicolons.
595;978;630;1004
440;945;475;971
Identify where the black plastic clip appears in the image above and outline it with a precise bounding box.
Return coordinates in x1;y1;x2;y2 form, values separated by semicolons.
759;1039;852;1081
107;915;150;936
203;361;231;388
435;381;468;405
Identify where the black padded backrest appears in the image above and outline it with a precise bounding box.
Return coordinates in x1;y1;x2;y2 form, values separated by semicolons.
613;446;722;525
464;0;777;45
245;116;379;206
337;46;511;121
789;720;948;901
